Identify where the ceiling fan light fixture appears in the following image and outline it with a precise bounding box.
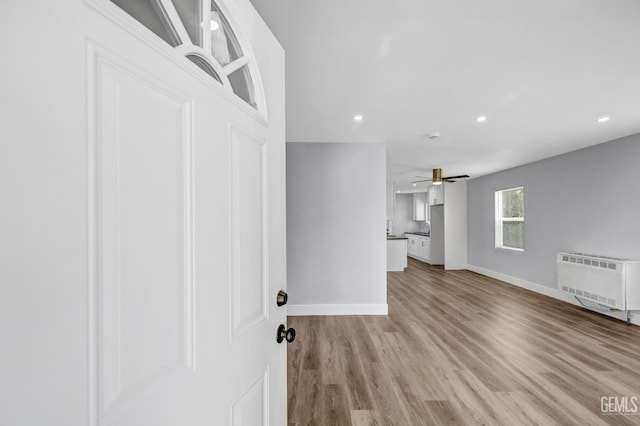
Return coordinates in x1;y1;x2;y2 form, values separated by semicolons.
432;168;443;185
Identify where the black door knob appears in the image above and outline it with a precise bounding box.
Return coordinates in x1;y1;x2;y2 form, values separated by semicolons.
276;290;288;307
276;324;296;343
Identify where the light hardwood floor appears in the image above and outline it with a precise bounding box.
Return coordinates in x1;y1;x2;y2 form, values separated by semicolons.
287;258;640;425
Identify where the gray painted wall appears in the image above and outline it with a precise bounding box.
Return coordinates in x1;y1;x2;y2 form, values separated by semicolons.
286;142;387;307
468;132;640;288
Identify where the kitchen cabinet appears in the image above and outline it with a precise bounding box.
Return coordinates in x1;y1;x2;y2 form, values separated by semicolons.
407;235;417;256
428;184;444;206
406;233;430;262
387;238;408;271
412;192;427;221
419;237;431;260
406;230;442;265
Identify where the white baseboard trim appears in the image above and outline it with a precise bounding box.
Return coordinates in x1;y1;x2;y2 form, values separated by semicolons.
287;303;388;316
466;264;640;326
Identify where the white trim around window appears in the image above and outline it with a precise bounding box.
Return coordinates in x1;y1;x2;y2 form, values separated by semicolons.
495;186;525;252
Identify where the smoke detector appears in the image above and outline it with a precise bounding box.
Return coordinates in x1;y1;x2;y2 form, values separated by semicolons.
426;132;440;140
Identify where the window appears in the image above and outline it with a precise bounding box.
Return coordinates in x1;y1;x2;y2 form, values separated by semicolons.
110;0;262;111
495;186;524;251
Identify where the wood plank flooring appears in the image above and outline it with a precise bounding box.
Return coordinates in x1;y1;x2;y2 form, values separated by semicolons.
287;258;640;425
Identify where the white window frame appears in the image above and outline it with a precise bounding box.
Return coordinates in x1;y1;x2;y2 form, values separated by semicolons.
495;186;525;252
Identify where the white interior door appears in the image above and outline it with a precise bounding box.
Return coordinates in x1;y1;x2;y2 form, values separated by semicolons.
0;1;287;425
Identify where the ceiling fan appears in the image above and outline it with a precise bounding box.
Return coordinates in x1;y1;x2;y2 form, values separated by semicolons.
412;168;470;185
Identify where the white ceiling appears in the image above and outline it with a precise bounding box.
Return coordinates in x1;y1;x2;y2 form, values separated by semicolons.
249;0;640;191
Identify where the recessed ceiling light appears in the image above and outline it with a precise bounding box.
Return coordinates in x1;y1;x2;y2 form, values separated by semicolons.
597;116;610;123
210;20;220;31
353;114;363;122
412;183;417;187
476;115;487;123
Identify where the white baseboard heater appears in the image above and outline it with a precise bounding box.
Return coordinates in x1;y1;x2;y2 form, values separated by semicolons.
557;252;640;324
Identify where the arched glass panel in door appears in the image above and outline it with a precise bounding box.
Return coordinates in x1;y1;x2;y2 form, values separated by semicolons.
111;0;180;47
186;54;222;83
110;0;263;112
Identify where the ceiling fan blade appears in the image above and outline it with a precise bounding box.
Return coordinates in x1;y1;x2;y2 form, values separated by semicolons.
442;174;470;180
415;176;430;179
411;179;431;184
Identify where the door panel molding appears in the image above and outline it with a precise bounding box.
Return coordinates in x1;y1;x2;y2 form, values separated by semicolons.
231;367;269;426
87;43;195;425
228;124;269;342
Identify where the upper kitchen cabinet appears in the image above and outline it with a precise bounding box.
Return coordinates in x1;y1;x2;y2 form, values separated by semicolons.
412;192;427;221
386;182;396;220
429;184;444;206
